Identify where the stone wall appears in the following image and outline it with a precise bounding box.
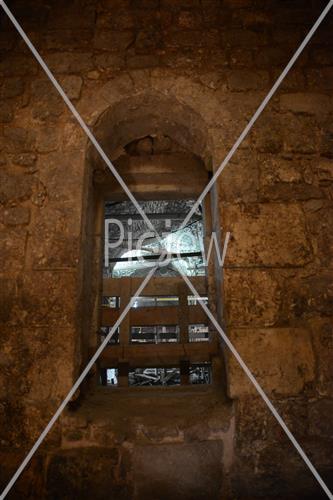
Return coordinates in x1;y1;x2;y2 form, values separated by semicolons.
0;0;332;498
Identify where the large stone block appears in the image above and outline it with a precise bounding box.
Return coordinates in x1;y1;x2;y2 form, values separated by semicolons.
3;206;31;226
280;93;331;116
43;29;94;51
218;155;259;203
0;452;45;499
36;126;61;153
93;30;134;51
259;156;323;201
23;326;76;402
96;9;135;30
0;170;33;204
59;75;83;100
304;203;333;268
307;68;333;91
0;77;25;99
29;203;81;269
0;278;16;324
0;102;13;123
3;126;36;153
224;269;280;327
282;114;322;154
281;271;333;320
45;52;94;74
133;441;223;500
221;28;268;47
46;448;126;500
227;328;315;397
31;79;65;120
222;203;312;267
227;69;269;91
309;318;333;396
0;227;27;276
0;54;38;77
21;271;77;327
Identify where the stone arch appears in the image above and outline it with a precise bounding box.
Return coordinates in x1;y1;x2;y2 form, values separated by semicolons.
86;89;213;169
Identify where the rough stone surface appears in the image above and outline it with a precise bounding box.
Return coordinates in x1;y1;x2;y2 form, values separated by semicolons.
227;328;315;397
0;0;332;498
222;203;312;267
133;441;223;500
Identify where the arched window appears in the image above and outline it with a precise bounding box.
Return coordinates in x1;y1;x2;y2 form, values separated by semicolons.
82;94;226;394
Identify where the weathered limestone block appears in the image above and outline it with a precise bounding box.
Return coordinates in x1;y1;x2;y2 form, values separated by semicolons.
0;54;38;77
255;47;286;68
222;203;312;267
0;170;33;203
280;93;331;115
127;54;160;69
316;159;333;183
0;452;45;499
227;328;315;397
21;271;77;327
282;115;322;154
176;9;203;29
96;9;135;30
23;402;62;448
37;151;84;204
224;269;280;327
43;29;94;51
136;423;182;444
133;441;223;500
280;271;333;324
11;153;37;167
218;156;259;203
59;75;83;100
321;119;333;158
0;227;27;276
307;68;333;91
134;29;162;53
0;102;13;123
46;52;94;74
304;204;333;268
3;126;36;153
95;53;126;70
30;203;81;269
46;448;124;500
24;327;76;402
36;126;61;153
93;30;134;51
0;278;16;324
227;69;269;91
221;28;268;47
310;47;333;66
3;206;31;226
31;79;65;120
277;69;306;91
0;77;25;99
46;3;96;31
232;395;329;499
308;399;333;438
251;114;283;153
309;318;333;397
259;156;323;201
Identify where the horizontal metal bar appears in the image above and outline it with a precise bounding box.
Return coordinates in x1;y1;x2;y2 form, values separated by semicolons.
108;251;202;263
